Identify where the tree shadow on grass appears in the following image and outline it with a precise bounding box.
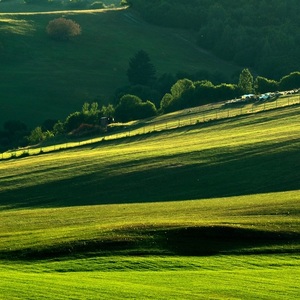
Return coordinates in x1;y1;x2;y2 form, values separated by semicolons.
0;139;299;209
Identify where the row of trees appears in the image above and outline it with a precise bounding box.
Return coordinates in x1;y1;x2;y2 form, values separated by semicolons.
124;0;300;79
117;50;300;114
0;102;114;150
1;49;299;151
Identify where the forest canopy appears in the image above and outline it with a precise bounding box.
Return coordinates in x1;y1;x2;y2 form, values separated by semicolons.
126;0;300;79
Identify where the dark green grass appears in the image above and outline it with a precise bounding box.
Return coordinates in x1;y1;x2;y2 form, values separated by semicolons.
0;8;239;126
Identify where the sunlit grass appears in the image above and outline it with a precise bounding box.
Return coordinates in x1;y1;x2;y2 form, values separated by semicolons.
0;189;299;256
0;104;299;208
0;103;299;299
0;255;299;299
0;17;35;34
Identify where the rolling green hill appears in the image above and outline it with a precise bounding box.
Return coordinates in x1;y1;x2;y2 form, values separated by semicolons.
0;4;299;299
0;7;239;127
1;104;299;208
0;105;299;298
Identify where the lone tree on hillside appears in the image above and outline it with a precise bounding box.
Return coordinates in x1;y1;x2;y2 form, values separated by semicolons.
238;68;254;94
127;50;157;86
46;17;81;41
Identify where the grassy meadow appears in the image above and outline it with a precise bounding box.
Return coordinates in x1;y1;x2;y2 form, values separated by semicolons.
0;5;299;299
0;6;239;127
1;103;299;206
0;102;299;298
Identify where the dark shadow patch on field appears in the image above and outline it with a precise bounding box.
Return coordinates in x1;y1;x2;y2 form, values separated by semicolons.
1;226;299;260
153;226;300;256
0;139;299;209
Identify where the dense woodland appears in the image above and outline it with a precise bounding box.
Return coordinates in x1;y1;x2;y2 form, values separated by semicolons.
126;0;300;79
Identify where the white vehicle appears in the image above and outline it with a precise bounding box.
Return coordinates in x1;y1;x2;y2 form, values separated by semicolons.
259;93;270;101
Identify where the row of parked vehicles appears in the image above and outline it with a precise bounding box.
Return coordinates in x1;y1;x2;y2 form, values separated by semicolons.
223;89;299;107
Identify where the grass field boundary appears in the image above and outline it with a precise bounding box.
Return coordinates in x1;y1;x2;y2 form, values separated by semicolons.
1;94;299;160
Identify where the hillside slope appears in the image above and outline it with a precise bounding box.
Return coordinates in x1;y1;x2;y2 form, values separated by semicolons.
0;105;299;209
128;0;300;78
0;102;299;299
0;8;239;127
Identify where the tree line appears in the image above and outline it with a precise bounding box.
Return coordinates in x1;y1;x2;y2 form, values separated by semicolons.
124;0;300;79
1;49;299;152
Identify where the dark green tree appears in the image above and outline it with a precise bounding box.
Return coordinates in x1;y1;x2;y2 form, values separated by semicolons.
64;112;85;132
160;93;174;112
115;94;156;122
193;80;215;105
255;76;278;93
139;101;157;119
238;68;254;94
126;50;156;86
162;78;195;111
115;94;143;122
279;72;300;91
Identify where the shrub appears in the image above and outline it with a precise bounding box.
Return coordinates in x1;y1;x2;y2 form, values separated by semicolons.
115;94;156;122
27;127;46;144
46;17;81;41
279;72;300;91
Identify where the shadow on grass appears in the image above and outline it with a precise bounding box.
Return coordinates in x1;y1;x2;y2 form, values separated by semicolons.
1;225;299;260
0;138;299;209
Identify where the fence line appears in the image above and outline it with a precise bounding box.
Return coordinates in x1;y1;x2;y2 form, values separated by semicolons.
1;95;299;161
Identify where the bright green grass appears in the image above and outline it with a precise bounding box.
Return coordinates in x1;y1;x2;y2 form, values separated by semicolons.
0;106;299;299
0;7;239;126
0;191;299;299
0;254;299;299
0;190;299;256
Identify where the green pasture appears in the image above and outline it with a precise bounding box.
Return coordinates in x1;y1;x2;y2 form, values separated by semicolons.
1;103;299;207
2;93;299;159
0;7;239;126
0;103;299;298
1;190;299;256
0;254;299;299
0;191;299;299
